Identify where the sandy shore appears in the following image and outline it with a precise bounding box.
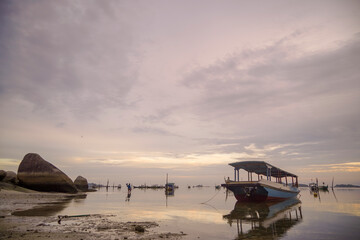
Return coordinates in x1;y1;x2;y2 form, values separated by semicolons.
0;183;186;240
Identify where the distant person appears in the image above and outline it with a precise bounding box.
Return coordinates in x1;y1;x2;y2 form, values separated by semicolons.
126;183;132;192
126;191;131;201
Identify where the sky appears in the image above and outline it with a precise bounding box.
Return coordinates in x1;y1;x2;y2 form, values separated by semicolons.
0;0;359;186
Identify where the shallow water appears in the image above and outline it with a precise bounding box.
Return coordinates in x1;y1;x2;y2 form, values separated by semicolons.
15;186;360;239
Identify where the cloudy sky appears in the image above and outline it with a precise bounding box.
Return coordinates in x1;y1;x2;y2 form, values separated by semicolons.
0;0;359;185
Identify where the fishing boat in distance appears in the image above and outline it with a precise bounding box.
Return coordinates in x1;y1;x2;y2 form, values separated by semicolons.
222;161;300;202
309;178;328;192
309;182;319;192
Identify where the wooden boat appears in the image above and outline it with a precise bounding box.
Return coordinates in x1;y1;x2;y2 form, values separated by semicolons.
309;182;318;192
318;181;328;191
319;185;328;191
221;161;299;202
309;179;328;192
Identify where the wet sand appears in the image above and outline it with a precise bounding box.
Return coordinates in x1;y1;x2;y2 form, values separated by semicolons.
0;184;185;240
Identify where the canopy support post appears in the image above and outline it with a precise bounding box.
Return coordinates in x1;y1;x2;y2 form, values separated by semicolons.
269;167;272;181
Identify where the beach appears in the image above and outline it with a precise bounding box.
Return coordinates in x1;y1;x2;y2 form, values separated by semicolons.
0;183;185;240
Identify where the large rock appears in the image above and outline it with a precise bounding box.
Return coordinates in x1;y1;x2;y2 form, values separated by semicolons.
17;153;78;193
0;170;6;181
74;176;88;191
3;171;18;184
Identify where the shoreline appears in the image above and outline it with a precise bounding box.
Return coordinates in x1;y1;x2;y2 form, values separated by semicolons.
0;184;186;240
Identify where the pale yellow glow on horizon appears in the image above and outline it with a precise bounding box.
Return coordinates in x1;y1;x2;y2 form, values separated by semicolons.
0;158;21;169
301;162;360;173
72;151;266;169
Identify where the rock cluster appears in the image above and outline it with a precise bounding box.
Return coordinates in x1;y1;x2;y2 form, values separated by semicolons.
3;171;18;184
74;176;88;191
0;170;18;184
17;153;78;193
0;170;7;181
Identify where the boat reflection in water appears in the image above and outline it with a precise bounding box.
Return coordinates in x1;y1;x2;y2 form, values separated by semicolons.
223;198;302;239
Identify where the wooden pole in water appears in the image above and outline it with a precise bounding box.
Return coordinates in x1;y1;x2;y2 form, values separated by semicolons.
332;177;334;189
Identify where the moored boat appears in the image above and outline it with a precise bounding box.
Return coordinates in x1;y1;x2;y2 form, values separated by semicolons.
319;185;328;191
222;161;300;202
309;182;318;192
309;179;328;192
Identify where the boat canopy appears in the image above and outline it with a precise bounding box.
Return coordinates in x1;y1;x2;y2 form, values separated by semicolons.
229;161;297;178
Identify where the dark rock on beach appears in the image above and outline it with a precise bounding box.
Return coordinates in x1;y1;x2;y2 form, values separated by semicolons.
134;225;145;232
0;170;6;181
74;176;88;192
17;153;78;193
2;171;18;184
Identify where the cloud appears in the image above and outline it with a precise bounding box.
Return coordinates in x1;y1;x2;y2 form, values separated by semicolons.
183;33;360;120
180;33;360;166
0;1;359;185
132;126;181;137
0;0;139;121
304;162;360;173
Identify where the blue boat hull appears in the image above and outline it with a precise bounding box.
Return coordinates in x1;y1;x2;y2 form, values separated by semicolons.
223;182;299;202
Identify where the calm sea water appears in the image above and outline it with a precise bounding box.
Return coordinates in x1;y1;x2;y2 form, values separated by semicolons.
16;186;360;239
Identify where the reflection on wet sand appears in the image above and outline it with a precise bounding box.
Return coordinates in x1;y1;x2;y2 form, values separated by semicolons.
223;198;302;239
12;194;87;216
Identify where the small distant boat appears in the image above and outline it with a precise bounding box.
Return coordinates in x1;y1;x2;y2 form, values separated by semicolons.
309;179;328;192
318;180;328;191
117;184;122;189
319;184;328;191
221;161;300;202
165;183;176;191
309;182;318;192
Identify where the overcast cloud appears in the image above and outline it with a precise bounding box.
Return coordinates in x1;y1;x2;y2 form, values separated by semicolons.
0;0;359;185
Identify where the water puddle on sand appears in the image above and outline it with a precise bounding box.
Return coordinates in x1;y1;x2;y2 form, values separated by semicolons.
12;194;87;216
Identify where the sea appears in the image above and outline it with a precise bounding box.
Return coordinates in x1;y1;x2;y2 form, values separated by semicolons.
14;186;360;240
